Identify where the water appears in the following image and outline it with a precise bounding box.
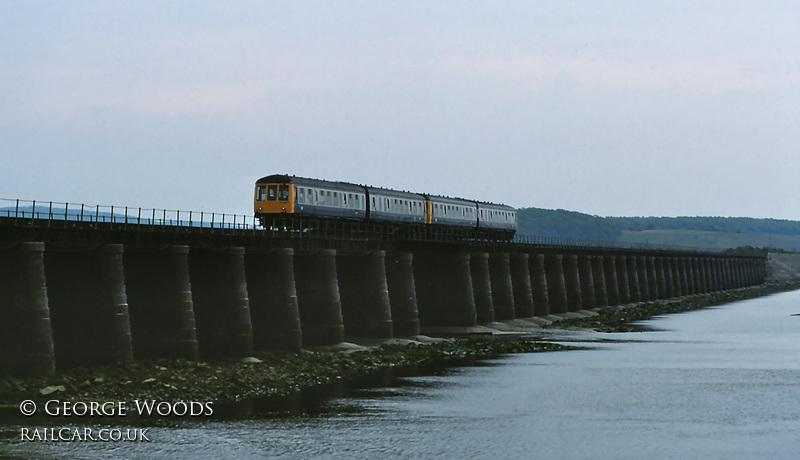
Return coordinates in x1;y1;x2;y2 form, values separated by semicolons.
3;290;800;459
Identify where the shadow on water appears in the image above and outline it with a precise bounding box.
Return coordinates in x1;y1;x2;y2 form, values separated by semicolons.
213;356;501;419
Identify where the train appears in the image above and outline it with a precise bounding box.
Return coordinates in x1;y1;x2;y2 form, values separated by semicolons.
253;174;517;240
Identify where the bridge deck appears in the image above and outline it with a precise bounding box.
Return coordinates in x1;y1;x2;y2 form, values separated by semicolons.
1;197;727;256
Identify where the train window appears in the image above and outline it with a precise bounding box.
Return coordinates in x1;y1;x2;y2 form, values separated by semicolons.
299;188;305;203
267;185;277;201
326;191;332;206
279;185;289;201
256;185;266;201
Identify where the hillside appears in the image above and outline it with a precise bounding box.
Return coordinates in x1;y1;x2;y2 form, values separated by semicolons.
516;207;800;252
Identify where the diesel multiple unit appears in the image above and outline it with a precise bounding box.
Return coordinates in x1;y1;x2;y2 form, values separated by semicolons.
254;174;517;239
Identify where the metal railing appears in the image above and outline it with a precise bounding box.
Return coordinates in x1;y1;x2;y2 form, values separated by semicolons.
510;233;715;252
1;197;722;252
1;198;257;231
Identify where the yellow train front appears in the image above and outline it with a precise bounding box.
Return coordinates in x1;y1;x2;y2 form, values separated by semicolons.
254;174;516;239
254;174;368;228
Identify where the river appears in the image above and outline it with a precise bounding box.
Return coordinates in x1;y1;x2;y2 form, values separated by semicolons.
2;289;800;459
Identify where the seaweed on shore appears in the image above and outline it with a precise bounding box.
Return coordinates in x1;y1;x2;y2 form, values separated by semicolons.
0;340;569;409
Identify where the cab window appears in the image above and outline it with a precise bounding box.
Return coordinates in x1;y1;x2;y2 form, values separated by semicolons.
267;185;277;201
278;185;289;201
256;185;267;201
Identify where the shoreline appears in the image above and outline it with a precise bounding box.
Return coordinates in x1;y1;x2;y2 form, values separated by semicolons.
2;280;799;418
542;280;800;332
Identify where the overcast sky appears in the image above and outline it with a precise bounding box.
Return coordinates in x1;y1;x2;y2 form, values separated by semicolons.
2;1;799;221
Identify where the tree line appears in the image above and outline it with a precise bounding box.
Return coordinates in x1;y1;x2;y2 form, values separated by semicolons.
517;208;800;241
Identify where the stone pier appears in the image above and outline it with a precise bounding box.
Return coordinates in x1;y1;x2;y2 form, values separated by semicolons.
489;253;516;320
563;254;583;312
189;247;252;359
244;248;303;352
545;254;568;314
337;251;393;339
530;254;550;316
578;255;597;310
294;249;345;346
0;242;55;376
604;255;621;306
386;252;420;337
470;253;495;323
591;255;609;308
125;245;199;360
510;253;534;318
414;251;476;327
45;244;133;368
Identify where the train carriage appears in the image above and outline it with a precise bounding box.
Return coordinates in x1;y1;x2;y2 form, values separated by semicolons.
425;195;478;228
477;201;517;240
477;202;517;231
254;174;517;240
366;187;426;224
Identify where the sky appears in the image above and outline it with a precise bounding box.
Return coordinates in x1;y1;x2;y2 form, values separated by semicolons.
1;1;799;221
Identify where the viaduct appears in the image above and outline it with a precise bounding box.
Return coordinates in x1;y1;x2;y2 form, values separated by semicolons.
0;201;766;377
